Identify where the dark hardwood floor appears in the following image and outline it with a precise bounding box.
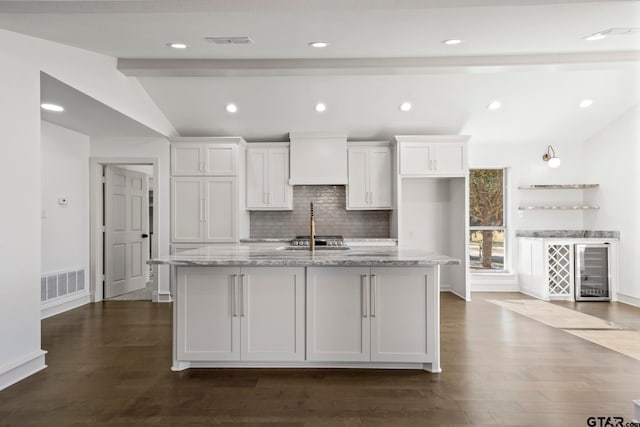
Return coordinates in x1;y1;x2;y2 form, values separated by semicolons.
1;293;638;426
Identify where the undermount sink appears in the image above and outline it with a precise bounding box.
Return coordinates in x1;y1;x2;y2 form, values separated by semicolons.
277;246;350;251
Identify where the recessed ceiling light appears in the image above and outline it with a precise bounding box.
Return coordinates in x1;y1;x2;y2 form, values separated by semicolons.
442;39;463;45
308;41;329;48
315;103;327;113
399;102;412;112
167;42;189;49
487;101;502;111
579;99;593;108
226;103;238;113
40;103;64;112
584;33;606;41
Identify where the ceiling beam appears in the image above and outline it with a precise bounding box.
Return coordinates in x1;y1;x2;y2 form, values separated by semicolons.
0;0;609;14
118;51;640;77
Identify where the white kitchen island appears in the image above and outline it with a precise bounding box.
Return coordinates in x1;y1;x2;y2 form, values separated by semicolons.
150;244;460;373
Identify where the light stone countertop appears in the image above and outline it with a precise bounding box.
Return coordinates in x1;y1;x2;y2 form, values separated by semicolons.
149;243;459;267
516;230;619;239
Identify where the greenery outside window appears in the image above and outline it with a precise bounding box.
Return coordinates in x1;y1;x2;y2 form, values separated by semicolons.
469;169;507;272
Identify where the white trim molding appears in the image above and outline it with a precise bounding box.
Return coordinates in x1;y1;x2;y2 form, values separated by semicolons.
617;293;640;308
0;350;47;391
41;291;91;319
471;273;519;292
152;291;173;303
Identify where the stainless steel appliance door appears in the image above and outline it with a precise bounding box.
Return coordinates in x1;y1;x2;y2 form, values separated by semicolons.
575;244;610;301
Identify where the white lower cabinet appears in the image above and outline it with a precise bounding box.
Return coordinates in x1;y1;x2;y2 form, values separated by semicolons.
177;266;305;362
306;267;434;363
306;267;371;362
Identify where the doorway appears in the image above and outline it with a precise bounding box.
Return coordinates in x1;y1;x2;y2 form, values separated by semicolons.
89;158;159;302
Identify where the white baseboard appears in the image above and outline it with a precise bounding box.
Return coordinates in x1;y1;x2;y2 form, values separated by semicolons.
0;350;47;391
41;292;91;319
617;293;640;308
152;291;172;303
471;283;521;292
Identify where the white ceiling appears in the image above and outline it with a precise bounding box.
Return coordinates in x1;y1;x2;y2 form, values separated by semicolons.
41;73;163;137
4;0;640;142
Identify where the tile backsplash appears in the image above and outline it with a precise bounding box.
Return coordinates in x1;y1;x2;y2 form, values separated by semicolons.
250;186;391;238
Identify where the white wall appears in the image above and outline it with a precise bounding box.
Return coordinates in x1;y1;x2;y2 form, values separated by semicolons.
0;46;45;390
0;29;176;138
90;137;171;299
584;106;640;303
0;28;175;390
41;121;90;275
468;141;588;289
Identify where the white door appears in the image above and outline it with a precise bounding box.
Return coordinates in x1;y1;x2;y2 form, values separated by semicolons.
171;143;204;176
306;267;371;362
347;148;369;209
176;267;240;361
240;267;305;361
369;147;392;208
204;177;237;242
104;166;149;299
246;147;268;209
171;177;204;243
370;267;432;363
432;143;466;175
266;147;292;209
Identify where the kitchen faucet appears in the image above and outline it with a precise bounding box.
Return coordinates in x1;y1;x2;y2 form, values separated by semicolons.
310;202;315;252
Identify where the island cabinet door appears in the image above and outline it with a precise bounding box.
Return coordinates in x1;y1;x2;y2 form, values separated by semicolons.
370;267;434;363
306;267;371;362
176;267;241;361
239;267;305;361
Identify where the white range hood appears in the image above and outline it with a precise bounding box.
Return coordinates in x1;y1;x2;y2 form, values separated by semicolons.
289;132;348;185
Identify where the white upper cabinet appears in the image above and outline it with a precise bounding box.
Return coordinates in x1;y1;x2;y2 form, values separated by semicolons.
170;137;248;244
171;138;240;176
171;143;204;176
246;143;292;210
395;135;469;177
347;142;392;210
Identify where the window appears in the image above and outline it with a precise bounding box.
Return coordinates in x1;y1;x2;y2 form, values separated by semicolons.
469;169;507;272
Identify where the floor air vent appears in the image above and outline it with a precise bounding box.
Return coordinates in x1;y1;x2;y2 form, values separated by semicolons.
41;268;86;302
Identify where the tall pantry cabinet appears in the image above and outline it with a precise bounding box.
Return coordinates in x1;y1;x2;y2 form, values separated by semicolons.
170;137;249;251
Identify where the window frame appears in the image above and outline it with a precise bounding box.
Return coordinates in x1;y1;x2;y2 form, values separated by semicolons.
469;168;508;274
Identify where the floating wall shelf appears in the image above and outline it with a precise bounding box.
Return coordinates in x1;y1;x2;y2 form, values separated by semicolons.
518;205;600;211
518;184;599;190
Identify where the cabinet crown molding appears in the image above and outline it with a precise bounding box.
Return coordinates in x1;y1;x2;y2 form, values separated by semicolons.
393;135;470;144
170;136;247;145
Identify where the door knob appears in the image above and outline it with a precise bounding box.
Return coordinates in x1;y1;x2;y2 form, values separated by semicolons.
141;233;149;238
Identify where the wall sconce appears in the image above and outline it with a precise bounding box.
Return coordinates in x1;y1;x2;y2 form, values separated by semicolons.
542;145;561;168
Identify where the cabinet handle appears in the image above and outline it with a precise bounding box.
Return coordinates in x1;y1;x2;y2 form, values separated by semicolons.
361;274;369;317
371;274;377;317
231;274;237;317
241;274;247;317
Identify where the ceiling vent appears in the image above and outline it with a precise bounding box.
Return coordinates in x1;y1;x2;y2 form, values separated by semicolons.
204;36;254;45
